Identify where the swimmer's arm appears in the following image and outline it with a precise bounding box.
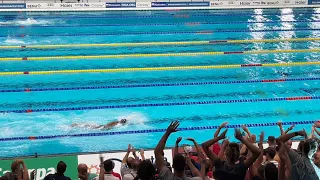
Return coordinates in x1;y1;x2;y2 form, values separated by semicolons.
122;144;131;164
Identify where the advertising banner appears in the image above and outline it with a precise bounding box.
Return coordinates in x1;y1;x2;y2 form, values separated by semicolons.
78;149;172;177
210;1;240;6
308;0;320;4
237;0;281;6
284;0;308;5
136;2;152;8
0;156;78;180
106;3;136;8
0;3;26;9
151;2;209;7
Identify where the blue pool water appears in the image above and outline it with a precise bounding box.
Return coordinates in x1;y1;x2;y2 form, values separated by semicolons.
0;8;320;158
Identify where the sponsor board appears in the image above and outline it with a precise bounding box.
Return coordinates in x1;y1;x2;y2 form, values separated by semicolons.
136;2;152;8
77;149;172;176
210;1;240;6
308;0;320;4
238;0;281;6
26;3;55;9
106;3;136;8
0;156;78;180
151;2;209;7
284;0;308;4
0;3;26;9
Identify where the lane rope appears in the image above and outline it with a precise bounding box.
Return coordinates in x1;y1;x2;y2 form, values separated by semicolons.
0;120;315;142
5;28;320;38
4;12;320;19
1;77;319;93
1;20;319;28
1;48;319;61
0;61;319;76
1;37;319;49
0;96;318;114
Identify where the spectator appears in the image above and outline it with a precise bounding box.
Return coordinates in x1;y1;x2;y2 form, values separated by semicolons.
264;163;278;180
277;129;319;180
154;121;201;180
96;160;121;180
267;136;276;148
263;147;278;167
123;159;139;180
134;160;156;180
78;164;88;180
202;128;261;180
1;160;29;180
121;144;136;178
44;161;71;180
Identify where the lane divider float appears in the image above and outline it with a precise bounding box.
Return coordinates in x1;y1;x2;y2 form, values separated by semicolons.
0;61;319;76
1;20;319;28
5;28;320;38
0;96;318;114
0;120;315;142
0;37;319;49
1;77;319;93
1;48;319;61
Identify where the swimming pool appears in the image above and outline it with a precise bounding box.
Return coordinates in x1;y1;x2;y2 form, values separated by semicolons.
0;8;320;158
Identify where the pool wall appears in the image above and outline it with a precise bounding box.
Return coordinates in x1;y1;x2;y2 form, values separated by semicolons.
0;0;319;11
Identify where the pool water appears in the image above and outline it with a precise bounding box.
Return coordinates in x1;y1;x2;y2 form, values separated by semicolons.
0;8;320;158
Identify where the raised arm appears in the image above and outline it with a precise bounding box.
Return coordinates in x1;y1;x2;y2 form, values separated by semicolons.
278;142;291;180
255;131;264;165
241;125;252;137
214;122;228;138
218;139;229;160
131;146;139;160
140;149;145;160
277;121;285;135
186;138;202;158
235;128;261;168
315;127;320;136
16;160;29;180
154;121;180;172
186;157;201;177
276;129;307;143
202;129;228;163
174;137;182;155
284;124;295;134
122;144;131;164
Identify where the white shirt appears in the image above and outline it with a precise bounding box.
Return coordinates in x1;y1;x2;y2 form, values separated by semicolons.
94;174;120;180
123;172;137;180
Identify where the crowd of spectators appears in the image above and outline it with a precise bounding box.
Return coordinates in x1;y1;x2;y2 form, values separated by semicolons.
2;120;320;180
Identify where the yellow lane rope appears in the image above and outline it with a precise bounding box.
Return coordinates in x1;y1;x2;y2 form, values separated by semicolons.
0;37;319;49
0;61;319;76
0;48;319;61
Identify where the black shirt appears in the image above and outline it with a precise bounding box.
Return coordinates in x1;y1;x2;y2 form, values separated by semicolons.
213;159;248;180
44;173;71;180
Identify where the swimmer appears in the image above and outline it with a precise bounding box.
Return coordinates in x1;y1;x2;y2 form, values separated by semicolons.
71;119;127;130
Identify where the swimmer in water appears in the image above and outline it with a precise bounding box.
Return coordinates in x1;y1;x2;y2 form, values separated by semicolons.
71;119;127;130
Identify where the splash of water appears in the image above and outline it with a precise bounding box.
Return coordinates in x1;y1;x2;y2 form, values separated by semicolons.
0;18;52;26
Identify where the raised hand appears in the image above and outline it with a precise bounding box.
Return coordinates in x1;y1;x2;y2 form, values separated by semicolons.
219;129;228;139
30;170;36;180
140;149;144;155
259;131;264;142
288;124;295;130
297;129;307;138
277;121;282;126
176;137;182;144
219;122;228;129
166;121;180;134
186;138;195;142
235;128;243;140
315;121;320;128
127;144;131;153
241;124;249;132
